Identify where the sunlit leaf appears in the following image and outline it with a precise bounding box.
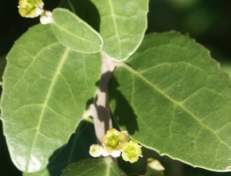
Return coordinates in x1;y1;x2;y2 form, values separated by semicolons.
91;0;149;60
51;8;103;54
110;32;231;172
1;24;100;172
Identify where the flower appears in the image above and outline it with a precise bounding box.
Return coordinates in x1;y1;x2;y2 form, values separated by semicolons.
103;128;129;152
121;141;142;163
89;128;143;163
18;0;44;18
103;129;121;150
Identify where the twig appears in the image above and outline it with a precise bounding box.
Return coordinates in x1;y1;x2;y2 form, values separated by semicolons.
91;52;118;143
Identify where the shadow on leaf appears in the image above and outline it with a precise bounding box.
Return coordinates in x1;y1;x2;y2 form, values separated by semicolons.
109;76;139;135
48;121;97;176
24;121;97;176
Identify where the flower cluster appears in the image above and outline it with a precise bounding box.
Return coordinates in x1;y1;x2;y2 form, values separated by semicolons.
89;128;142;163
18;0;53;24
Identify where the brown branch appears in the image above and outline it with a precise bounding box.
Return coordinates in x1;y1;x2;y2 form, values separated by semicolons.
91;52;118;143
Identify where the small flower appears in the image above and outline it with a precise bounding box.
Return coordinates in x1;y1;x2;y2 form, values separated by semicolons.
18;0;44;18
103;128;129;152
103;128;121;150
121;141;142;163
89;128;143;163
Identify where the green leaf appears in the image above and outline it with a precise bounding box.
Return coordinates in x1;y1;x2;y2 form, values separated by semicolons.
0;55;6;81
61;158;126;176
110;32;231;172
222;62;231;77
1;24;101;173
51;8;103;54
58;0;100;30
91;0;149;61
24;169;49;176
23;121;97;176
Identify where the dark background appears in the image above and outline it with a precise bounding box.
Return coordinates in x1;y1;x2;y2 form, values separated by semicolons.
0;0;231;175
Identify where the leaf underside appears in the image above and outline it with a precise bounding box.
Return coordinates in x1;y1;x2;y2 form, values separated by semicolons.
1;24;101;172
91;0;149;61
110;32;231;172
61;158;125;176
52;8;103;54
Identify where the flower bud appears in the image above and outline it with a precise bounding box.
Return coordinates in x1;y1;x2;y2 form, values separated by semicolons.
89;144;104;157
147;158;165;172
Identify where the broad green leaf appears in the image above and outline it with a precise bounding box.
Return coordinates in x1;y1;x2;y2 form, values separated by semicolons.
51;8;103;54
62;158;126;176
23;121;97;176
1;24;101;173
109;32;231;171
91;0;149;61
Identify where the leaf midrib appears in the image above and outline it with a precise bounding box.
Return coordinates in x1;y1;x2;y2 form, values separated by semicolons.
25;48;70;171
10;42;59;91
104;159;121;176
54;23;95;46
120;62;231;151
107;0;122;57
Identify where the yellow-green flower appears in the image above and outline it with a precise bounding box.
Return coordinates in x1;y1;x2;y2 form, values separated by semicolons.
121;141;142;163
103;128;129;151
18;0;44;18
89;129;143;163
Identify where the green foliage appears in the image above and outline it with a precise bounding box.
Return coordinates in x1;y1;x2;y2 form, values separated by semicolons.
1;0;231;175
1;24;100;172
51;8;103;53
23;121;97;176
91;0;149;60
61;158;125;176
110;32;231;172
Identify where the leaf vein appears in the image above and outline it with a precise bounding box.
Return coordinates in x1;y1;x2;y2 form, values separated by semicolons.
121;63;231;151
25;48;70;171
